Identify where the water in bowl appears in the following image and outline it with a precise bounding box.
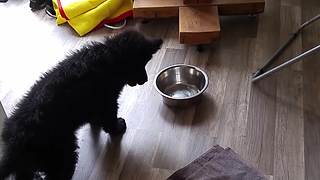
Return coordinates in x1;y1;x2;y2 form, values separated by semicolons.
164;83;200;99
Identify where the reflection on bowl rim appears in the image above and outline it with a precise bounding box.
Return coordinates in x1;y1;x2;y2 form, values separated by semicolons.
154;64;209;100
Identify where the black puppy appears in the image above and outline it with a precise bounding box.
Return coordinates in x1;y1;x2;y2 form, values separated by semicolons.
0;30;162;180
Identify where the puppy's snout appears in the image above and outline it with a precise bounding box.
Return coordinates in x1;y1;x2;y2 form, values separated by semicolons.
137;71;148;85
138;81;145;85
151;39;163;53
154;39;163;47
138;76;148;85
154;39;163;49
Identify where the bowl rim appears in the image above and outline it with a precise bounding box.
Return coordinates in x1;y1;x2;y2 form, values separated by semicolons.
154;64;209;100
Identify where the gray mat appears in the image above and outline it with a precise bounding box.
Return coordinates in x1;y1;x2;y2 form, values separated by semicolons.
168;145;267;180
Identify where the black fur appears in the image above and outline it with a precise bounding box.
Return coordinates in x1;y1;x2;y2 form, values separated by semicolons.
0;30;162;180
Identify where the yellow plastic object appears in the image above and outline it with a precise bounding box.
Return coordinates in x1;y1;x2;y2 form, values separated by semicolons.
53;0;133;36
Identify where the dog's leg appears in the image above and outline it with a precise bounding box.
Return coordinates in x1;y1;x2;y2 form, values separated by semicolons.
15;170;34;180
45;139;78;180
103;117;127;135
100;108;127;135
45;150;77;180
90;103;127;135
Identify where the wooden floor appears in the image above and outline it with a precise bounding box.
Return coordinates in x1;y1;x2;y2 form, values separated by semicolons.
1;0;320;179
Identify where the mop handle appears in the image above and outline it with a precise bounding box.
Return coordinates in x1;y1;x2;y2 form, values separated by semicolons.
252;14;320;78
252;44;320;82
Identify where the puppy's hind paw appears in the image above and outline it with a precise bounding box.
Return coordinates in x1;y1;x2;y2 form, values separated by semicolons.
104;118;127;136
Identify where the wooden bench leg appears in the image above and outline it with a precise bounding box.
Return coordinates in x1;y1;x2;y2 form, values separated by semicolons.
179;5;220;44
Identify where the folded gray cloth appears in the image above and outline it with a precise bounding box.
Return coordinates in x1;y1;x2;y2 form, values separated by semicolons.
167;145;267;180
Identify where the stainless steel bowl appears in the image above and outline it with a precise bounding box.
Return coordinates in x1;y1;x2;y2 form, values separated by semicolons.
154;64;209;107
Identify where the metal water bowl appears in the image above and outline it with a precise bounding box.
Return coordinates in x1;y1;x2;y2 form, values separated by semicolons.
154;64;209;107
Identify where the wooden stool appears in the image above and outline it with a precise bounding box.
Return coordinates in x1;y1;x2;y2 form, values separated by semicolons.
133;0;265;44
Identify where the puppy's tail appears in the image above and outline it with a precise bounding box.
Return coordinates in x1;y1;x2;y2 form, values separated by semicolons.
0;156;13;180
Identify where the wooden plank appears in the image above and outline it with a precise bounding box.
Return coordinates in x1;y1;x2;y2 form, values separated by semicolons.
218;3;265;15
133;0;180;18
183;0;213;4
243;0;280;175
273;3;305;180
134;0;265;8
133;7;179;19
301;1;320;179
179;6;220;44
133;0;265;18
118;130;161;180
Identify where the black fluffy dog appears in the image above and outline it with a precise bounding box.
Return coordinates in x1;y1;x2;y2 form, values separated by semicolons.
0;30;162;180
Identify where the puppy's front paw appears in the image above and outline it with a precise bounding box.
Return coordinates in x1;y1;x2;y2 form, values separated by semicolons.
104;118;127;135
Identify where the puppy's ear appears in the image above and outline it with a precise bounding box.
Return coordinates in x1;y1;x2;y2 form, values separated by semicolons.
150;39;163;54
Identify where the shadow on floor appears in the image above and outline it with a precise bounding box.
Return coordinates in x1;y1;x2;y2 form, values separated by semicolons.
159;93;216;126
